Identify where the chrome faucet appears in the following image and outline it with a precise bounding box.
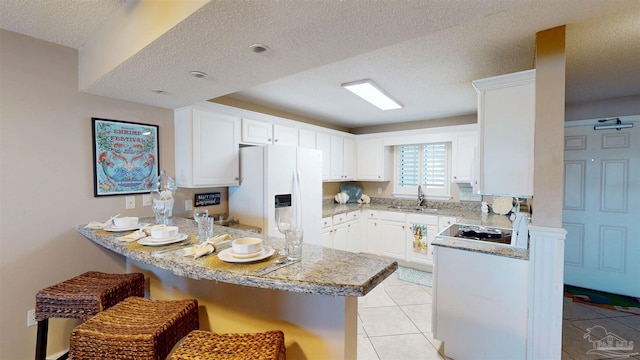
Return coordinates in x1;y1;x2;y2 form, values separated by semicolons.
417;185;425;207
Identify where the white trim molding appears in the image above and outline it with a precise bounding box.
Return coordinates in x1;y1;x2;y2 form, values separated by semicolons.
527;225;567;360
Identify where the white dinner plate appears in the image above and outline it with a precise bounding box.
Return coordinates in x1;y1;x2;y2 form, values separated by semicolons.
218;246;275;263
138;234;188;246
103;223;150;232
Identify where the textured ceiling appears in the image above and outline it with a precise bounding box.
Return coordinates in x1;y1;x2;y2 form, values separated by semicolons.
1;0;639;129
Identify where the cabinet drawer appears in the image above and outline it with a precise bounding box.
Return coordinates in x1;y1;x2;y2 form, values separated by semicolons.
332;213;348;225
365;210;379;219
406;213;438;226
322;217;332;229
347;210;361;222
439;216;457;230
379;211;406;222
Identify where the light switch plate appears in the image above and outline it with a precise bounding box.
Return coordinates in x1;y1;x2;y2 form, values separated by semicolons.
125;196;135;209
142;194;152;207
185;199;193;211
27;309;36;327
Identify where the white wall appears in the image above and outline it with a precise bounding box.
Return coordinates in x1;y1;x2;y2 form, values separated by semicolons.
0;30;174;359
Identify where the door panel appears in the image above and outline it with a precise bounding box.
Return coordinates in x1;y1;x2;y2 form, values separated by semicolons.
563;123;639;297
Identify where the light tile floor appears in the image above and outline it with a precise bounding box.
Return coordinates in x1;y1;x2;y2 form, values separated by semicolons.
358;272;640;360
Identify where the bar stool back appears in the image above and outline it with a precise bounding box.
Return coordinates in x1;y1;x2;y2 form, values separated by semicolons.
35;271;145;360
69;296;199;360
168;329;286;360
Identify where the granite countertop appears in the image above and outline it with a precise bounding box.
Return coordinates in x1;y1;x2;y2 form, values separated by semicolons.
431;236;529;260
76;217;397;297
323;201;528;259
323;202;513;228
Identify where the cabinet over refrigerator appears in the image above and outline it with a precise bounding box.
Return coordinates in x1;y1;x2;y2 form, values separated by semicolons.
229;146;322;245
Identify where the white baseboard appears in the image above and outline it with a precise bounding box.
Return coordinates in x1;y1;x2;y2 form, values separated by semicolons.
47;349;68;360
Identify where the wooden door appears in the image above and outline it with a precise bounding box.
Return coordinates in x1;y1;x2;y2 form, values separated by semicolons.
563;123;639;296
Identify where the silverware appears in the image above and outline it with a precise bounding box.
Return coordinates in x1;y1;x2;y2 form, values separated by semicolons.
255;259;299;276
152;241;192;254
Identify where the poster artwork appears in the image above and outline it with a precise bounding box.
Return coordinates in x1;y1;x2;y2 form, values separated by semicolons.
93;118;159;196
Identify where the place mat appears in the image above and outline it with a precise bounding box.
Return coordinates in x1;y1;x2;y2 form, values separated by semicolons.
125;235;198;252
203;251;285;272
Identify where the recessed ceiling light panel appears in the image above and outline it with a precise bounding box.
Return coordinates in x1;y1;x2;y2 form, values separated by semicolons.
342;79;402;110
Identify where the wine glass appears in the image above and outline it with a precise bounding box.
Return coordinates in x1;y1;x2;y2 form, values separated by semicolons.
276;217;292;255
152;201;166;225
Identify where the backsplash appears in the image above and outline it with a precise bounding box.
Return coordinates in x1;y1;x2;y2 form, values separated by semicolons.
322;197;482;212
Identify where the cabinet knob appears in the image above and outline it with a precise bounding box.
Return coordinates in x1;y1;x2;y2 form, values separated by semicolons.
268;138;272;142
274;139;278;142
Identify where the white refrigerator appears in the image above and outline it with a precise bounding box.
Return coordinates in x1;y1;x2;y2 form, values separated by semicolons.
229;146;322;245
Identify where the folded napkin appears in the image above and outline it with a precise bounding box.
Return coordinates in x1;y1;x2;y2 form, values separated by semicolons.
117;225;161;242
183;243;215;259
84;214;120;229
183;233;232;259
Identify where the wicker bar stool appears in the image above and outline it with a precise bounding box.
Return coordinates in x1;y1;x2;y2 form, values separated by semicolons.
35;271;145;360
69;296;199;360
168;329;286;360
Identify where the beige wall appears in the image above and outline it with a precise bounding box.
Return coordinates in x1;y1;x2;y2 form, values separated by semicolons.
0;30;174;359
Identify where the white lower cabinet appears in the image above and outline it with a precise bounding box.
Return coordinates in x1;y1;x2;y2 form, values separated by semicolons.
322;209;456;266
378;211;407;260
406;214;439;265
321;217;333;248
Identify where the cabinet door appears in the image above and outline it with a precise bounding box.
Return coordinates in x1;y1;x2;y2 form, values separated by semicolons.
273;124;298;146
474;70;535;196
316;133;331;180
192;109;240;186
452;132;477;183
321;228;333;248
330;136;345;180
379;220;406;260
242;118;272;144
342;137;355;180
332;223;348;251
299;129;316;149
356;138;390;181
346;220;361;253
365;219;380;255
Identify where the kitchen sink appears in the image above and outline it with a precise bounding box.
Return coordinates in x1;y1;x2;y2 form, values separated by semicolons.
387;205;439;213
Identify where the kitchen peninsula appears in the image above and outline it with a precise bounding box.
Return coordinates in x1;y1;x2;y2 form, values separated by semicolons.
77;217;397;360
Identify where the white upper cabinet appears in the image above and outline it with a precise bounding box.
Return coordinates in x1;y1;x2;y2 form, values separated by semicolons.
273;124;298;146
316;132;331;180
330;135;355;180
473;69;535;197
174;105;240;187
241;118;272;145
356;138;391;181
451;132;477;183
241;118;298;146
298;129;316;149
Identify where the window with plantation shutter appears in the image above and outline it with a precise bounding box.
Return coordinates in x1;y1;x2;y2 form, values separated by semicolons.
395;142;450;198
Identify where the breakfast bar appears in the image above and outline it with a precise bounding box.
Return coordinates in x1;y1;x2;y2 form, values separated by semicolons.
76;217;397;360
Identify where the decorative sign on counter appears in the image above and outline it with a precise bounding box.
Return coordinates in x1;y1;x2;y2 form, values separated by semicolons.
194;192;221;206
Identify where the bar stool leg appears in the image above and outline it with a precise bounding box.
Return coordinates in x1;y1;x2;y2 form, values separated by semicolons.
35;319;48;360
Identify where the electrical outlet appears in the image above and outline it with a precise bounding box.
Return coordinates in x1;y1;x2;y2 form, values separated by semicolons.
125;196;135;209
142;194;152;207
27;309;36;327
377;187;382;195
185;199;193;211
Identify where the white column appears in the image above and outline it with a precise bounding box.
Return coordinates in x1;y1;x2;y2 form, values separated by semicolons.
527;225;567;359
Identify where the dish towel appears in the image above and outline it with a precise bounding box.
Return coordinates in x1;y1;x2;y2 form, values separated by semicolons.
183;234;232;259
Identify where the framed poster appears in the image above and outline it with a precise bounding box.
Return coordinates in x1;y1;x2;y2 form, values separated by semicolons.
92;118;159;196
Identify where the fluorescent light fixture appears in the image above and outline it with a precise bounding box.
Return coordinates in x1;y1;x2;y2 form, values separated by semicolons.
594;118;634;130
341;79;402;110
